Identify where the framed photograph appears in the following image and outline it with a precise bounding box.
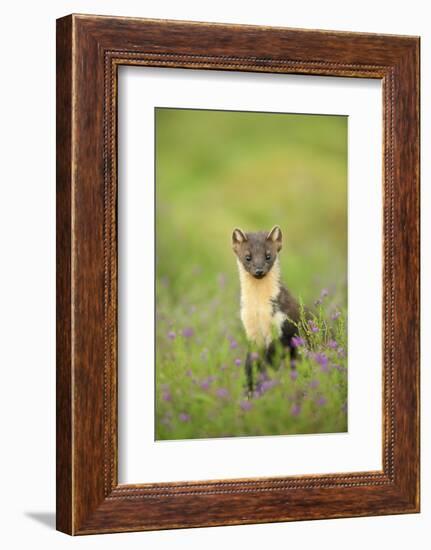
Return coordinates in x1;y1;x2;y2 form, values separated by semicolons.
56;14;420;535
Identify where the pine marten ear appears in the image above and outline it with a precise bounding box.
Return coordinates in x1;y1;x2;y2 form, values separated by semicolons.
267;225;282;251
232;228;247;245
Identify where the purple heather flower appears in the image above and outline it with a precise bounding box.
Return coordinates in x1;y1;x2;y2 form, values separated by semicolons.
257;371;270;383
216;387;229;399
314;352;328;368
182;327;194;338
316;396;327;407
240;400;253;411
234;358;242;367
254;376;277;397
308;320;319;333
167;331;176;340
260;379;278;392
327;339;338;349
200;380;211;390
291;336;305;348
230;340;238;349
200;375;216;390
310;379;320;389
291;403;301;417
179;412;190;422
331;310;341;321
162;390;172;402
290;369;298;381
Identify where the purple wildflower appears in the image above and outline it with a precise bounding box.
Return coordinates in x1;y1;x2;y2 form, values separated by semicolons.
234;358;242;367
316;396;327;407
179;412;190;422
337;347;346;358
240;400;253;411
310;379;319;389
162;390;172;402
314;352;328;369
200;379;211;391
167;331;176;340
182;327;194;338
291;336;305;348
260;379;278;393
291;403;301;417
308;320;319;333
290;369;298;381
216;387;229;399
254;374;277;397
327;339;338;349
200;375;217;390
257;371;270;383
230;339;238;350
331;310;341;321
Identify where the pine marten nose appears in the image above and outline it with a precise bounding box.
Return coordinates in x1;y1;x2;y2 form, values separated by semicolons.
255;268;264;276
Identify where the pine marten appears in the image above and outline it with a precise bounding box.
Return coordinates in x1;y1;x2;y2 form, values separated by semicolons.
232;226;300;393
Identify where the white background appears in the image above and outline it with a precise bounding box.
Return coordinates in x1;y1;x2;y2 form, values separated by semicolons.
0;1;428;548
118;68;382;483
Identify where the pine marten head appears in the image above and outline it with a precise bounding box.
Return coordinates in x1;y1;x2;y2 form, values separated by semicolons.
232;226;283;279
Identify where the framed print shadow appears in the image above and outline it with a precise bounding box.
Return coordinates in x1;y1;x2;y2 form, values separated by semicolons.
56;14;420;535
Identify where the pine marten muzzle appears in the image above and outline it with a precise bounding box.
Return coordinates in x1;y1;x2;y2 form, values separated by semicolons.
232;226;300;394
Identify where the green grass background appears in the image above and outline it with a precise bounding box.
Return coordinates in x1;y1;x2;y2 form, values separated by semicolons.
155;108;348;440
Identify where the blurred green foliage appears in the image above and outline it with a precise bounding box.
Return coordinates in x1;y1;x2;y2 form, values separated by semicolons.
155;108;347;440
156;108;347;304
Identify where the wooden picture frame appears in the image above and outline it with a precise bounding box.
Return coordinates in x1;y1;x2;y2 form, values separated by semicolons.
56;14;420;535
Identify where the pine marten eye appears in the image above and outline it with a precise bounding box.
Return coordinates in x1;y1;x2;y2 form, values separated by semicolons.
266;253;271;261
245;254;252;262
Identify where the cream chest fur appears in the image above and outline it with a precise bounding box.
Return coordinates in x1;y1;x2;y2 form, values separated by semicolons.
237;259;287;347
